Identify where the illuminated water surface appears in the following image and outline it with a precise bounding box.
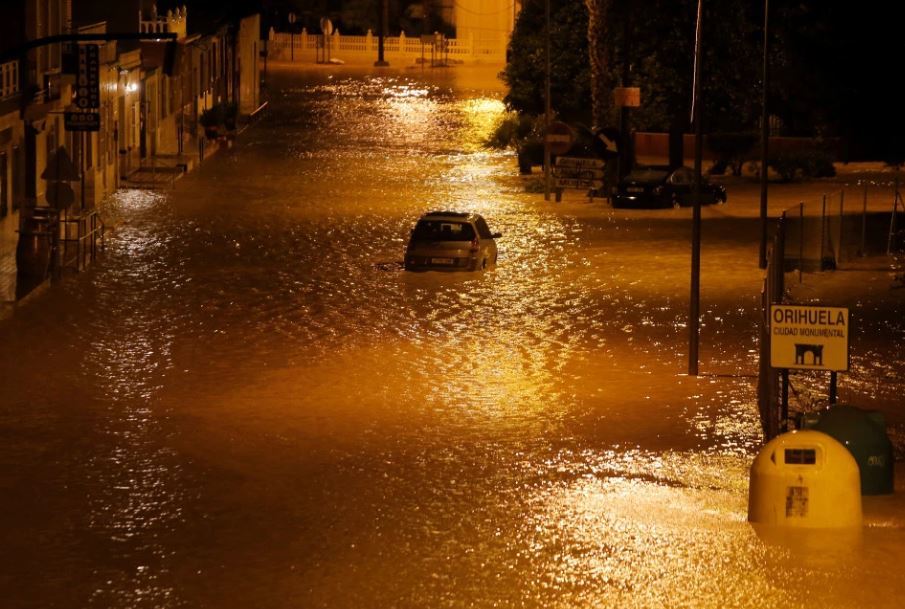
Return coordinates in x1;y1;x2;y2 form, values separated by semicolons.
0;65;903;609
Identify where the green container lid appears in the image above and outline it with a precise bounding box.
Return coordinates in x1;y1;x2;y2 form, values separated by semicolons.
804;404;894;495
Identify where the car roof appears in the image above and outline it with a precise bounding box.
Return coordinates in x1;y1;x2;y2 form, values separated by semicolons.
419;211;479;222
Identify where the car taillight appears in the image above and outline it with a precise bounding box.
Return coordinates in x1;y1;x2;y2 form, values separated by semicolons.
470;238;479;252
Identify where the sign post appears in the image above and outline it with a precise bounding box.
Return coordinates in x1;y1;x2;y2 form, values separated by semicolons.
553;157;605;200
770;303;850;428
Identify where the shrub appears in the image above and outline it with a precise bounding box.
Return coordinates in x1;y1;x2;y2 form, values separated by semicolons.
199;102;239;135
767;147;836;182
706;132;757;176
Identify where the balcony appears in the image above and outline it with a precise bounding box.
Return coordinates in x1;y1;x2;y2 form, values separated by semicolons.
1;60;19;100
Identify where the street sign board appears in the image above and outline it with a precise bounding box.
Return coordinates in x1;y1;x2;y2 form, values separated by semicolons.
614;87;641;108
770;304;850;371
553;156;605;190
46;182;75;210
41;147;81;181
64;111;100;132
555;177;604;190
76;44;100;109
555;157;604;169
545;122;574;155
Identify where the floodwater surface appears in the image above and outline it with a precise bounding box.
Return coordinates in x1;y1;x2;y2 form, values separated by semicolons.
1;64;903;609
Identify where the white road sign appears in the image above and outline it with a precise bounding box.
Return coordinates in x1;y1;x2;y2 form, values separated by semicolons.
770;304;850;371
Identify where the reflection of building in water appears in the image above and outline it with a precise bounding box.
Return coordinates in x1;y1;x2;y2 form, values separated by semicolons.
452;0;520;58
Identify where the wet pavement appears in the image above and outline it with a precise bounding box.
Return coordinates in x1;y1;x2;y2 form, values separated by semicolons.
1;64;904;609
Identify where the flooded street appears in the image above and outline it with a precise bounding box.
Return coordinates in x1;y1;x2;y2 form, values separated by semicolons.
1;64;903;608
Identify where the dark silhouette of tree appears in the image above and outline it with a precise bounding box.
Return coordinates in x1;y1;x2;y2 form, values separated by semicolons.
501;0;591;123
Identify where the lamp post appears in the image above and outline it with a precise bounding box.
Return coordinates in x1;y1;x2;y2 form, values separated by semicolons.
758;0;770;269
375;0;389;66
689;0;703;376
543;0;551;201
288;12;296;62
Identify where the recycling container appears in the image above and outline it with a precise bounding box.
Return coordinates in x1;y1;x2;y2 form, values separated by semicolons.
749;430;861;528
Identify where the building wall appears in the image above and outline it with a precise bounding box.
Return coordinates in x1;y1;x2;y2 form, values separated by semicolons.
237;14;260;115
452;0;514;57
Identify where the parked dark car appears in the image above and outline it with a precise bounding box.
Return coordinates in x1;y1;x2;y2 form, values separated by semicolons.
612;166;727;209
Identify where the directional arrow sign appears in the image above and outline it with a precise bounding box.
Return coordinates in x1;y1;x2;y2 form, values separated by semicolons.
555;156;605;169
555;177;604;190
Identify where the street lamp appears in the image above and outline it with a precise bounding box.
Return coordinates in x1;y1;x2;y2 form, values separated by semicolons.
689;0;703;376
375;0;389;66
289;12;296;62
543;0;551;200
759;0;770;269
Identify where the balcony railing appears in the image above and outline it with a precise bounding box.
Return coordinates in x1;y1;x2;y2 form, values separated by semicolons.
1;60;19;99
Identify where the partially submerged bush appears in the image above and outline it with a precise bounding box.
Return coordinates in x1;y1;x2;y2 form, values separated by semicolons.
707;132;757;176
486;113;545;175
199;102;238;138
768;147;836;181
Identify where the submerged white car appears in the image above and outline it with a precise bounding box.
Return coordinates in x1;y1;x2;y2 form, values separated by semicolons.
404;211;501;271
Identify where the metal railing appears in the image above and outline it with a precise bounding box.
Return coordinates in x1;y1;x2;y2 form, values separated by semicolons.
60;210;105;272
266;29;506;62
780;182;902;278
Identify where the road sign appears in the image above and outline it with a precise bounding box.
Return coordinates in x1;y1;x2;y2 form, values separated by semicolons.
614;87;641;108
555;177;604;190
41;147;81;181
770;304;850;371
555;157;604;169
64;111;100;132
75;44;100;109
46;182;75;210
553;156;605;190
545;122;574;156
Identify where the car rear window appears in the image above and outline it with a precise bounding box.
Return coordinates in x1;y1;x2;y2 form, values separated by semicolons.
411;220;476;242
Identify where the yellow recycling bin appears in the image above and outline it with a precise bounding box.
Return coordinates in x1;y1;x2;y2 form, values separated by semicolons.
748;430;862;528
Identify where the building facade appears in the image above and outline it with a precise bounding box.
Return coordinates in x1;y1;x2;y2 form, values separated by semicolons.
0;0;262;306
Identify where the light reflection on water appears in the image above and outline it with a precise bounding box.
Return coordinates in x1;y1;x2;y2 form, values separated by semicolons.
0;65;902;608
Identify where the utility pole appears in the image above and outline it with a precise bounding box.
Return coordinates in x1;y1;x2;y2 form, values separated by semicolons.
375;0;389;66
689;0;703;377
288;13;296;62
758;0;770;269
543;0;551;201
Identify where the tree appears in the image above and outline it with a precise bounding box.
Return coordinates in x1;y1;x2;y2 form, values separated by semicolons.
501;0;591;123
584;0;613;128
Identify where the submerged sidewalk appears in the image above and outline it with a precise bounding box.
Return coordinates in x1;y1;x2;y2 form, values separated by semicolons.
0;139;235;316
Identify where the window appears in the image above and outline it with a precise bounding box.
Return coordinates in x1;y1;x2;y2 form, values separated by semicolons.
475;217;492;239
411;221;476;242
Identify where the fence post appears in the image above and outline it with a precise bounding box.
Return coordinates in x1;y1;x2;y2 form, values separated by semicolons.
861;182;868;256
838;190;844;266
759;213;785;440
889;175;900;255
796;202;802;282
820;194;828;269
